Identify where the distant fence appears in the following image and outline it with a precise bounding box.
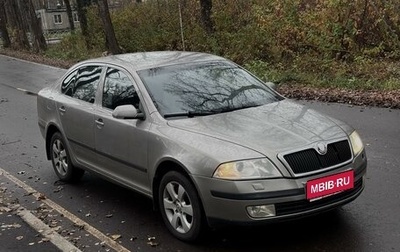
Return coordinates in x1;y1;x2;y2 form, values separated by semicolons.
43;29;70;44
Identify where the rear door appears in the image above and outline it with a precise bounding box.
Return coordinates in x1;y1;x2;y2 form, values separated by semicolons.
94;67;150;195
57;65;103;168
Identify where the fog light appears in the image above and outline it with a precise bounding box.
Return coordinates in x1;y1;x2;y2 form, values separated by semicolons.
246;205;276;218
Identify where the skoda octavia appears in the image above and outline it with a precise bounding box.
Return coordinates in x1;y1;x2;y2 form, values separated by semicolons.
37;51;367;241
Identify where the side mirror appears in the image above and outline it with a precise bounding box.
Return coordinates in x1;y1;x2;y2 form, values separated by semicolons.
265;81;277;90
112;105;145;120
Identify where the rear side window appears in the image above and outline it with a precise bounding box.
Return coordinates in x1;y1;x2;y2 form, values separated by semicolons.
102;68;140;110
61;65;102;103
61;70;77;96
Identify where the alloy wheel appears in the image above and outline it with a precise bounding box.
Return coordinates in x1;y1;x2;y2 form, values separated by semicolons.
52;138;68;177
162;181;194;234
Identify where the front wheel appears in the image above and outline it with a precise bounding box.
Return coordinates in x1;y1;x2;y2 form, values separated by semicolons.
49;132;84;182
158;171;204;242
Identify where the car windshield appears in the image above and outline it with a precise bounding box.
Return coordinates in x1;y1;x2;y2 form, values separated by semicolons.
138;61;283;118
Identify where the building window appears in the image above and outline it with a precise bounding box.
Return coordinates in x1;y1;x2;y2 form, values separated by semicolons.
73;13;79;22
54;14;62;24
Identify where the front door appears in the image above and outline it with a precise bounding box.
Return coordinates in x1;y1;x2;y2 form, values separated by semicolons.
94;67;150;195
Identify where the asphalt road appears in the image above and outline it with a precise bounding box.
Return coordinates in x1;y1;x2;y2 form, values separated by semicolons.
0;55;399;252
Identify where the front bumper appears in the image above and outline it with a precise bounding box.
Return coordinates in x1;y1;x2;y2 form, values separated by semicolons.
192;155;367;227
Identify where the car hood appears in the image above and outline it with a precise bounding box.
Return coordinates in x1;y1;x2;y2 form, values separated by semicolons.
166;100;350;157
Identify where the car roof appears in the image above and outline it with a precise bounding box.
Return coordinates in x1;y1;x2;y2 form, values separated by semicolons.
80;51;228;71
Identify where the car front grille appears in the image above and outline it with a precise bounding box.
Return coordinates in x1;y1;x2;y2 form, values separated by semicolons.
283;140;352;175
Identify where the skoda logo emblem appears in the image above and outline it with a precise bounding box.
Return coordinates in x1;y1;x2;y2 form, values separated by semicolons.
316;142;328;155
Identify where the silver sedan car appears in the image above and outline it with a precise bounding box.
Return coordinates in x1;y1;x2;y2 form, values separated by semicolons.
37;51;367;241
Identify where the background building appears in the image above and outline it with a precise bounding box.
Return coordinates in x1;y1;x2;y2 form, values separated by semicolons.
32;0;79;33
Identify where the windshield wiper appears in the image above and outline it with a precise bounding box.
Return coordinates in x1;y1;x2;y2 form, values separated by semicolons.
163;111;215;118
211;104;261;114
163;104;261;118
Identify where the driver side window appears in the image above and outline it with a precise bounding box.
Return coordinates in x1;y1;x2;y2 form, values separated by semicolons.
102;68;140;110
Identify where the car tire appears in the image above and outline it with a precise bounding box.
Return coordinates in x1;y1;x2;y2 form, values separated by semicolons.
158;171;204;242
49;132;84;182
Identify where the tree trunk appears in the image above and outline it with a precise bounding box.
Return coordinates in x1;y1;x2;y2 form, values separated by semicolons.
64;0;75;31
199;0;214;34
19;0;47;52
97;0;121;54
4;0;30;50
76;0;90;49
0;0;11;48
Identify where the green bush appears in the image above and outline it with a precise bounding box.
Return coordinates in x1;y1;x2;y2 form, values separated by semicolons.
45;33;90;61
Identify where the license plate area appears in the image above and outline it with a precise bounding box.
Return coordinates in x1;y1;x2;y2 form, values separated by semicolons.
306;170;354;201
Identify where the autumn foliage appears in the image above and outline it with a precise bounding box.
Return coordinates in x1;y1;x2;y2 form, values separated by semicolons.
45;0;400;91
98;0;400;62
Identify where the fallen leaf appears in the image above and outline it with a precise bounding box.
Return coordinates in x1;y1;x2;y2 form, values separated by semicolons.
111;234;122;240
24;191;34;196
38;237;50;244
53;186;63;193
147;241;159;247
1;223;22;229
53;226;62;232
0;207;12;213
16;236;23;240
73;223;85;230
36;194;46;201
49;220;59;228
105;214;113;218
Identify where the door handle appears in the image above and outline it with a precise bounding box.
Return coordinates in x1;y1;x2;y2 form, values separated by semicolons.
59;106;66;113
95;118;105;127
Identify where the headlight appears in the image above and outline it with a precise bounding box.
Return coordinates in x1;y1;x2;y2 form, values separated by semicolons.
213;158;282;180
349;130;364;156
